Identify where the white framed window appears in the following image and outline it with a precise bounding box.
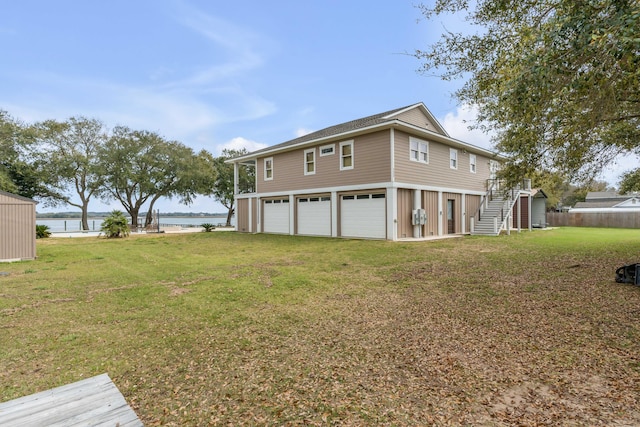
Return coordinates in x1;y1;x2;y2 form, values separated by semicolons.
409;137;429;163
340;140;354;170
264;157;273;181
319;144;335;156
450;148;458;170
469;153;477;173
304;148;315;175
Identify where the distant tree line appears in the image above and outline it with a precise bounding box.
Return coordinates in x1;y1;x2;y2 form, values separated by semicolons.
1;111;254;228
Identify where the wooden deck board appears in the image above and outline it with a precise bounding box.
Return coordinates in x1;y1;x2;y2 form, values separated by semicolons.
0;373;143;426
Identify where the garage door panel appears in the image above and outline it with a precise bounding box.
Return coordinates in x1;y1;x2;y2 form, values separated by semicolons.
341;193;385;239
263;199;290;234
298;197;331;236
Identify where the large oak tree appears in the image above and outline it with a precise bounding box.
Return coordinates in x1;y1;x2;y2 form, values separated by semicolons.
416;0;640;185
36;117;107;230
99;126;217;228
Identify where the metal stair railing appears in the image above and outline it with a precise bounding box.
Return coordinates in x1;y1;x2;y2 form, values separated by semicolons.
471;179;527;235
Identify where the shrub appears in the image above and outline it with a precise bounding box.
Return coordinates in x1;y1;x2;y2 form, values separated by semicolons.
36;224;51;239
201;223;216;232
101;210;130;238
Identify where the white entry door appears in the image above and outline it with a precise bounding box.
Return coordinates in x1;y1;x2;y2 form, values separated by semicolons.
263;199;290;234
340;193;386;239
297;196;331;236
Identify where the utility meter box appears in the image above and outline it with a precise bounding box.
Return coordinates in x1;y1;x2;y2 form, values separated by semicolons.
412;209;427;225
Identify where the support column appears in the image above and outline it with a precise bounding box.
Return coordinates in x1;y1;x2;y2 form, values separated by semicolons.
517;194;522;232
461;193;466;234
331;191;338;237
387;187;397;241
437;191;443;236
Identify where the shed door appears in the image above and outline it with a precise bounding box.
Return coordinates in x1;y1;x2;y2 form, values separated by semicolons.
297;197;331;236
263;199;290;234
341;193;386;239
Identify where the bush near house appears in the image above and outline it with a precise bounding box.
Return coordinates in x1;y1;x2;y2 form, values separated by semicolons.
100;210;130;238
35;224;51;239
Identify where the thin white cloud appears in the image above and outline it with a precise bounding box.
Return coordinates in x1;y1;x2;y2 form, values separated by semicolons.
441;104;494;150
168;3;270;87
219;136;268;154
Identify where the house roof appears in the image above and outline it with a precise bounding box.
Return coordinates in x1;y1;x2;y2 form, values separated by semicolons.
574;200;621;209
585;191;631;201
227;102;499;164
573;197;639;209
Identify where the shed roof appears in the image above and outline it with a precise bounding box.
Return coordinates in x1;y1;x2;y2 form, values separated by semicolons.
0;190;37;204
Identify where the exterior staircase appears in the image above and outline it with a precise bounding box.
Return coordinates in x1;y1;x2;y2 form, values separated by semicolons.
471;179;529;236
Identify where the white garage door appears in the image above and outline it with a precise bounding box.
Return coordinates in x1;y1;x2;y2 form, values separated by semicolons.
263;198;290;234
297;196;331;236
341;193;386;239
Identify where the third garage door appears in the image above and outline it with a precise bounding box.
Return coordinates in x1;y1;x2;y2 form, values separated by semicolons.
340;193;386;239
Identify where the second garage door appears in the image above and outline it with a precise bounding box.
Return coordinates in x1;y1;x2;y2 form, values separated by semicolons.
340;193;386;239
297;196;331;236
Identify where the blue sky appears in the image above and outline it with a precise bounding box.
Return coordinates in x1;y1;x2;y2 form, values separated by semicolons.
1;1;631;213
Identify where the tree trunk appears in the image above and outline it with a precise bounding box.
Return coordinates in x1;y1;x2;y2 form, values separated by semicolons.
226;206;234;227
128;209;139;231
81;200;90;231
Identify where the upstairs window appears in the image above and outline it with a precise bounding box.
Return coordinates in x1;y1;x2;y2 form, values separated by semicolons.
340;141;354;170
320;144;335;156
304;149;315;175
264;157;273;181
469;154;477;173
409;137;429;163
450;148;458;170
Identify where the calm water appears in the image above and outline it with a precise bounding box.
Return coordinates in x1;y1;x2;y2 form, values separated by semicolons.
37;216;234;232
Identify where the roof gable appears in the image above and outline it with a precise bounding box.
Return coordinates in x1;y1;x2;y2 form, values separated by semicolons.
382;103;449;137
613;197;640;208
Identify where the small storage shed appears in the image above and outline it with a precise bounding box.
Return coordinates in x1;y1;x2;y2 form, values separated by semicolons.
531;189;548;228
0;191;37;261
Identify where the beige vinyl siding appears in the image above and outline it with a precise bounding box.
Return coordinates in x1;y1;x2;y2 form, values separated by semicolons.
443;192;463;234
394;110;440;134
0;193;36;261
394;131;490;192
396;188;414;239
236;198;250;232
422;190;439;237
257;131;392;193
465;194;481;232
236;197;258;233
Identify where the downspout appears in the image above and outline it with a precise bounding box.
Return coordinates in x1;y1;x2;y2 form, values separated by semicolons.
389;128;397;241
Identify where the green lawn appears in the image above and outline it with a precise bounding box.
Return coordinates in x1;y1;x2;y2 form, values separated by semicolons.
1;228;639;426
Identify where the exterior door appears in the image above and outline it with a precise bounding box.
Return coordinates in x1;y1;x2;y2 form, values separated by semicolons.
447;199;455;234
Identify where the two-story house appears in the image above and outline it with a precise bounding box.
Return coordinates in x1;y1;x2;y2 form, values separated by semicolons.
226;102;532;240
